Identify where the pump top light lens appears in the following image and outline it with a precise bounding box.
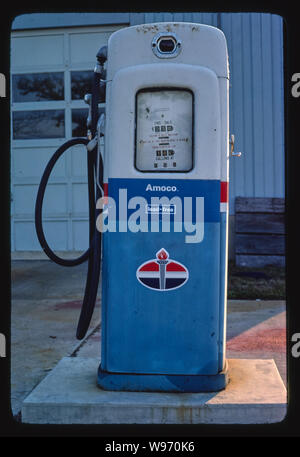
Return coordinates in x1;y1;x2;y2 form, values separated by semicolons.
158;38;176;53
151;32;182;58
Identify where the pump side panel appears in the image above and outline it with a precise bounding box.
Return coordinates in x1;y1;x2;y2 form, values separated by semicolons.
101;178;221;375
101;28;228;376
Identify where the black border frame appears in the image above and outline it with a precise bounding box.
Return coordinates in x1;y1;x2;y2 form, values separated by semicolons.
1;6;300;440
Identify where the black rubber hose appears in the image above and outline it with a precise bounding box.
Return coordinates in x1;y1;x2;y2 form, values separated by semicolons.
75;69;103;339
35;68;103;339
35;137;91;267
76;157;102;339
34;136;103;338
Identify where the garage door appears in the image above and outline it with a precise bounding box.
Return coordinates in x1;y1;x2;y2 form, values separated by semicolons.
11;25;125;254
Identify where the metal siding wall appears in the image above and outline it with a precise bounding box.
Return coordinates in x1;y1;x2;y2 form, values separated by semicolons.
142;12;218;26
138;12;285;214
220;13;284;212
271;15;285;199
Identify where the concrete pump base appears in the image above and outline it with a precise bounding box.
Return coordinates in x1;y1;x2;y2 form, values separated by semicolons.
21;357;287;424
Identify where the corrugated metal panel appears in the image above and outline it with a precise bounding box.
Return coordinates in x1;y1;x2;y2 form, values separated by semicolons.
139;12;285;214
12;13;130;30
220;13;284;212
142;12;218;26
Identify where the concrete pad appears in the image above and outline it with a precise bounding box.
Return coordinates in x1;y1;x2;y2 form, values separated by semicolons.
21;357;287;424
226;301;286;386
11;259;100;416
11;297;100;416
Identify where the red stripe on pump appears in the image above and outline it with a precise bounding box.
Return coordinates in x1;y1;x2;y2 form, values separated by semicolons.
103;183;108;197
220;182;228;203
166;262;186;272
139;262;159;272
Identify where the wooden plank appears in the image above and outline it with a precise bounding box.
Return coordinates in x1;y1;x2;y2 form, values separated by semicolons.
235;233;285;255
234;197;285;267
236;254;285;268
235;213;285;234
235;197;285;213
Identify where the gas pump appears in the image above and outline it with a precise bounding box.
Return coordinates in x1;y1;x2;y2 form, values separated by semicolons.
35;22;230;392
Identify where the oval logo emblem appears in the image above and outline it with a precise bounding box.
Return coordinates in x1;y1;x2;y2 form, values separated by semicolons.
136;248;189;291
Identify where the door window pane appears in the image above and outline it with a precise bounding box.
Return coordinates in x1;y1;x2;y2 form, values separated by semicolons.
13;110;65;139
71;71;93;100
72;108;88;137
12;72;64;102
72;108;104;137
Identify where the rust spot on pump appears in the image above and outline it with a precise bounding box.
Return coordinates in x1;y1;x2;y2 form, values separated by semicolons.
136;24;160;34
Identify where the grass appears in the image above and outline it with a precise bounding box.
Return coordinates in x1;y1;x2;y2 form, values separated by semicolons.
227;260;286;300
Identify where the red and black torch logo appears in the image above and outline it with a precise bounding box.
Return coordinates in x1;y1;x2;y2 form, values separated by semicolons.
136;248;189;291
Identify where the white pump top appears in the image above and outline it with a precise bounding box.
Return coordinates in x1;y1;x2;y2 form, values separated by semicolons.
104;22;229;183
107;22;229;80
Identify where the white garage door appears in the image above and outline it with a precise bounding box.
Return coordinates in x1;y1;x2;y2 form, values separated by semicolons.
11;25;125;254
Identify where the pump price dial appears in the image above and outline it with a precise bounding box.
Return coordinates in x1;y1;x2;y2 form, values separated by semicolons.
135;89;193;172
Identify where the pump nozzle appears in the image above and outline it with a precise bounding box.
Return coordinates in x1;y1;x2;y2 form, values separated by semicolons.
94;46;107;103
96;45;107;66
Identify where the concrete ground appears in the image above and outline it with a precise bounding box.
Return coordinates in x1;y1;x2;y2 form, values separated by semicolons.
11;260;286;418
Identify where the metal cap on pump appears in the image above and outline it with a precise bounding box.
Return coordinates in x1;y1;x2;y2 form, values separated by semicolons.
95;45;107;103
96;45;108;66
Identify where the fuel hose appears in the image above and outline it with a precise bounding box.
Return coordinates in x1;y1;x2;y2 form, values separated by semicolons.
35;69;103;339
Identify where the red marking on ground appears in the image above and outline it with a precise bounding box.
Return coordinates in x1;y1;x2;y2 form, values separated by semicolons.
227;327;286;353
54;300;100;310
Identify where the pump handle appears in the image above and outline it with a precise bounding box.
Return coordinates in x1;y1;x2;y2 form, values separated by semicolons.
230;134;242;157
96;45;107;66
